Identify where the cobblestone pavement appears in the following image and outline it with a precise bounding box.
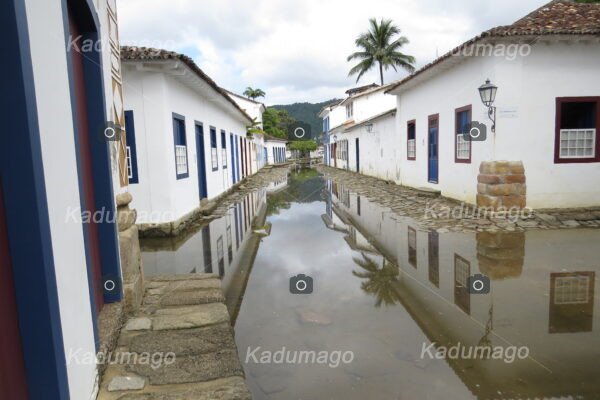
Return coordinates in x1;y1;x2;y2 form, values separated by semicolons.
97;274;252;400
318;165;600;233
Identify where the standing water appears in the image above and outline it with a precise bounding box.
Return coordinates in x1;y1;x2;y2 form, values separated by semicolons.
142;168;600;400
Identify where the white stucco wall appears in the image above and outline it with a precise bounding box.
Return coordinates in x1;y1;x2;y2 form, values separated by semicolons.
393;40;600;208
228;93;264;128
341;114;399;180
123;65;256;223
347;89;396;124
266;141;287;164
24;0;100;398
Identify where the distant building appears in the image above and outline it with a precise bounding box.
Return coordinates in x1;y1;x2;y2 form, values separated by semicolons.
320;84;397;172
121;47;262;234
264;134;288;165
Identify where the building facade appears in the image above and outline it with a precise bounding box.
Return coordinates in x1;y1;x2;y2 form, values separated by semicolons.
121;47;262;233
1;0;133;398
387;0;600;208
264;134;288;165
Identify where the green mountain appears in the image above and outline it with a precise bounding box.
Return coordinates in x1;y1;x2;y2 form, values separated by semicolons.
272;99;341;137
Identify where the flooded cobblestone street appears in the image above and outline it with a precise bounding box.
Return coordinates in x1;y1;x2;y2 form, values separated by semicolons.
142;167;600;400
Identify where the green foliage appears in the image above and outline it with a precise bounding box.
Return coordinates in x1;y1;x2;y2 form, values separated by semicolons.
246;118;264;137
348;18;415;85
243;87;266;100
272;99;341;136
262;107;295;139
289;140;317;152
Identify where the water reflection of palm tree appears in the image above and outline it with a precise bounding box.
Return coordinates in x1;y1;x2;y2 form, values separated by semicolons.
352;252;401;307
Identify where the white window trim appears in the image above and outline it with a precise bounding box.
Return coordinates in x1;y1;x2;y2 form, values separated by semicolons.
456;134;471;160
126;146;133;179
559;128;596;159
407;139;416;159
175;145;188;175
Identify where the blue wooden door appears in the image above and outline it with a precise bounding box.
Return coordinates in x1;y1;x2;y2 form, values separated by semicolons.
196;124;208;199
355;138;360;172
230;134;236;183
428;115;439;183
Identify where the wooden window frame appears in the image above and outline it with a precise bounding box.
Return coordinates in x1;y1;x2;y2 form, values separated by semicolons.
172;113;189;180
554;97;600;164
407;119;416;160
455;105;472;164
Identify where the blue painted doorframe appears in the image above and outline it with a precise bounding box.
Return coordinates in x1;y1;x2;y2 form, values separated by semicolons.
428;114;439;183
230;133;236;183
1;0;71;397
196;123;208;199
355;138;360;172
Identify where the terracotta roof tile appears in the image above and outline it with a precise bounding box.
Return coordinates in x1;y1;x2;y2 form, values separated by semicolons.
387;0;600;94
121;46;253;123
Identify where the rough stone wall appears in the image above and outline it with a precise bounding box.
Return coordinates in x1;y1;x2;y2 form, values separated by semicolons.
477;161;526;210
116;192;144;313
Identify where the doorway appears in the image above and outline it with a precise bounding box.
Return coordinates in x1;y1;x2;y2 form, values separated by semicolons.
428;114;439;184
196;124;208;199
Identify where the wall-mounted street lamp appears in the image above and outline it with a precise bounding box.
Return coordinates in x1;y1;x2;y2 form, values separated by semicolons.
333;134;338;142
478;79;498;133
365;123;374;133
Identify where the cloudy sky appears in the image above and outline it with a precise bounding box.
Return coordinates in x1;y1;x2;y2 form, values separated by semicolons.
117;0;548;105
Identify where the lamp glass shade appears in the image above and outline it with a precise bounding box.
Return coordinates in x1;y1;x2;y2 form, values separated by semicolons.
478;79;497;107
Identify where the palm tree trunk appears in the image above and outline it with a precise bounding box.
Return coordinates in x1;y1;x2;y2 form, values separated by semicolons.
379;62;384;85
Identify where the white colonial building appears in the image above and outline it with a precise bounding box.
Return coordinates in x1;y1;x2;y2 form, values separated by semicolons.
321;84;397;174
121;47;264;233
386;0;600;209
264;134;288;165
2;0;135;399
324;0;600;210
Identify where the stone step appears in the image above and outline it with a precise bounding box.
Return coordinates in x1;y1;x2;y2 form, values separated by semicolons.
105;377;252;400
127;350;244;385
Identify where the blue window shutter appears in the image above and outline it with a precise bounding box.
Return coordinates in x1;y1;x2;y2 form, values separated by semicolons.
124;111;139;184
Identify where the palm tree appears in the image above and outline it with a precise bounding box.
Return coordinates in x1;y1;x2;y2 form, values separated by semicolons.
347;18;416;85
243;87;266;100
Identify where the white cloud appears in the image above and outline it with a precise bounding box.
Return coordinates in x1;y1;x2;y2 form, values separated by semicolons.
117;0;549;105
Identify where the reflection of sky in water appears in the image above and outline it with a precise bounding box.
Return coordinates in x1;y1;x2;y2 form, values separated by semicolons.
234;173;600;400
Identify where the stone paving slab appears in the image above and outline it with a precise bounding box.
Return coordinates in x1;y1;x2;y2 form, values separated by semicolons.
151;303;230;330
115;377;251;400
128;323;236;356
127;350;244;385
318;165;600;233
97;275;251;400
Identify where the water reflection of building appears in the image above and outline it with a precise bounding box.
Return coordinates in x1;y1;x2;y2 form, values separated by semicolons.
325;181;600;399
141;189;267;321
266;174;288;193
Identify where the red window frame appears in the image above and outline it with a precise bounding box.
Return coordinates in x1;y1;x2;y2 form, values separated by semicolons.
554;97;600;164
407;119;416;160
455;105;472;164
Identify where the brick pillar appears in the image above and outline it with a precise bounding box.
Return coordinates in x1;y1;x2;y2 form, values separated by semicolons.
477;161;526;210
